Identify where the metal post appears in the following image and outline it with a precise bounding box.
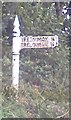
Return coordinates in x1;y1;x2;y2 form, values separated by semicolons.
12;15;21;91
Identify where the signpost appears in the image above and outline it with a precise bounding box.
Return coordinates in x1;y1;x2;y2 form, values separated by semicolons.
21;35;58;49
12;15;21;91
12;15;59;91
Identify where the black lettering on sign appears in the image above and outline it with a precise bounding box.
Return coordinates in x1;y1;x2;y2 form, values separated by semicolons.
24;36;26;41
51;37;55;41
37;42;41;47
32;43;37;47
27;43;30;46
37;37;41;41
41;41;44;47
21;37;23;43
26;37;29;42
24;43;26;46
33;37;35;42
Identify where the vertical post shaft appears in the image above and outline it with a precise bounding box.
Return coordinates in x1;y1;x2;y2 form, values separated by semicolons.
12;15;21;91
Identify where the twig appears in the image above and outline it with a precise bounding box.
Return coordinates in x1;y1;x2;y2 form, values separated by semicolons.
56;111;69;118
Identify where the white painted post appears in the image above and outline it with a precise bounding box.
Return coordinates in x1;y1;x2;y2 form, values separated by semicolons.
12;15;59;92
12;15;21;91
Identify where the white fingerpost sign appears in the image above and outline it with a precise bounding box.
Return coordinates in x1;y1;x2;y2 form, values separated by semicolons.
12;15;59;91
21;35;58;49
12;15;21;90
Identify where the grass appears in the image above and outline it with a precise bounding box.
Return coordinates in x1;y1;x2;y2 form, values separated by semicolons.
2;81;69;118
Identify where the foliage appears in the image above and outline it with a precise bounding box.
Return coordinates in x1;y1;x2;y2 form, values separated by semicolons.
2;2;70;118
